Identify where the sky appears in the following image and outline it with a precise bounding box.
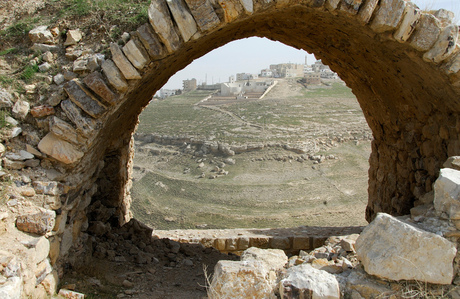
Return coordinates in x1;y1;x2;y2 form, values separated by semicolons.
161;0;459;90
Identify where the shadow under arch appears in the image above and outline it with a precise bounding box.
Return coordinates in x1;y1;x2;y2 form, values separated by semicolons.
81;1;460;236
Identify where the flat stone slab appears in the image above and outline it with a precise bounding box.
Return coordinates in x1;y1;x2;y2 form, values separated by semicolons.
38;133;84;164
64;79;106;118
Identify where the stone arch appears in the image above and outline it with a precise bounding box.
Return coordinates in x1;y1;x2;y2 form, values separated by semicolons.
43;0;460;264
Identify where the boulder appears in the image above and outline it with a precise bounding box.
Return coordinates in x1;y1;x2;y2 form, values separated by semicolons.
38;133;84;164
29;26;54;44
16;208;55;235
434;168;460;219
12;100;30;120
355;213;456;284
278;264;340;299
241;247;287;271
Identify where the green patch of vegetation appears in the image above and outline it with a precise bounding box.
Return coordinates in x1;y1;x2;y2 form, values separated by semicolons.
0;75;14;88
20;64;39;82
0;48;18;56
0;110;11;129
0;17;40;40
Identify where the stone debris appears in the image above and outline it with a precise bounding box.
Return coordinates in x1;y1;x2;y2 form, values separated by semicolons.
0;88;13;108
29;26;55;44
12;100;30;120
434;168;460;219
355;213;456;285
64;29;82;46
30;105;55;118
16;208;56;235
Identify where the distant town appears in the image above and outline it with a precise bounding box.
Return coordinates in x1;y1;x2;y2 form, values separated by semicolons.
158;57;339;99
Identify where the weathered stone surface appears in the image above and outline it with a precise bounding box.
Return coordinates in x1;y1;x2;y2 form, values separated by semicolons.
370;0;405;33
5;150;33;161
135;24;165;58
12;100;30;120
38;133;84;164
64;79;106;118
394;2;420;43
73;58;88;72
16;209;55;235
184;0;221;31
210;260;275;298
29;26;54;44
423;24;458;63
325;0;340;11
123;39;150;70
0;88;13;108
166;0;198;42
346;268;394;299
148;0;182;52
409;13;442;51
434;168;460;219
279;264;340;299
64;29;82;46
101;60;128;93
58;289;85;298
433;9;455;27
339;0;363;15
53;74;65;85
33;181;59;196
443;156;460;171
38;62;51;72
110;43;141;80
3;158;25;170
217;0;242;23
355;213;456;284
61;100;96;137
0;277;22;299
238;0;253;14
357;0;378;23
241;247;287;271
83;72;118;105
30;105;55;118
31;43;59;53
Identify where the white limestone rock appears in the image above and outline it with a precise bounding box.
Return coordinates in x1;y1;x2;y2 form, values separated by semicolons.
434;168;460;219
165;0;198;42
394;2;420;42
123;39;150;70
0;88;13;108
0;277;22;299
12;100;30;120
241;247;287;271
370;0;406;33
279;264;340;299
29;26;54;44
355;213;456;285
38;133;83;164
423;24;458;63
148;0;182;52
64;29;82;46
110;43;141;80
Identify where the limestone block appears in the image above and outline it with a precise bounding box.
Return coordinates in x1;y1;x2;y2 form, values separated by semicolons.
423;24;458;63
61;99;96;137
83;72;118;105
370;0;405;33
355;213;456;284
226;237;238;250
110;43;141;80
292;236;310;250
35;259;52;285
148;0;182;52
41;270;58;295
433;9;455;27
394;2;420;43
64;79;106;118
239;0;253;14
135;24;165;58
241;247;287;271
0;277;22;299
346;268;394;299
32;181;59;196
38;133;84;164
270;236;290;249
443;156;460;171
38;62;51;72
214;238;226;251
31;43;59;53
217;0;243;23
166;0;198;42
357;0;378;24
48;236;60;265
250;237;270;248
29;26;54;44
123;39;150;70
325;0;340;11
409;13;441;51
101;60;128;93
3;158;25;170
16;209;56;235
49;116;81;145
58;289;85;298
12;100;30;119
238;237;250;250
279;264;340;299
210;260;276;298
30;105;55;118
184;0;222;30
339;0;363;15
5;150;33;161
434;168;460;219
64;29;82;46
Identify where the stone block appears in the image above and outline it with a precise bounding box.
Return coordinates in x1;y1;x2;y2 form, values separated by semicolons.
110;43;141;80
217;0;243;23
16;209;55;235
226;237;238;250
339;0;363;15
424;24;458;63
64;29;82;46
443;156;460;171
312;236;327;249
239;0;253;14
0;277;22;299
279;264;340;298
135;24;165;58
30;105;55;118
409;13;442;51
64;79;106;118
270;237;290;249
241;247;287;271
325;0;340;11
101;60;128;93
214;238;226;251
31;43;59;52
83;72;119;105
148;0;182;52
434;168;460;219
123;39;150;70
370;0;405;33
12;100;30;120
184;0;221;31
394;2;420;43
166;0;198;42
292;236;311;250
61;100;97;137
38;133;84;164
29;26;54;44
3;158;25;170
356;213;456;284
237;237;250;250
0;88;13;108
357;0;378;24
49;116;81;145
249;237;269;248
32;181;59;196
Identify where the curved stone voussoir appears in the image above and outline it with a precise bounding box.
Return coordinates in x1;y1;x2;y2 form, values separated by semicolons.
148;0;183;52
122;39;150;70
110;43;141;80
357;0;378;24
393;1;420;43
217;0;244;23
408;13;442;52
370;0;406;33
338;0;363;15
135;23;167;59
184;0;222;31
64;79;107;119
101;59;128;93
166;0;199;41
83;72;119;106
423;24;459;64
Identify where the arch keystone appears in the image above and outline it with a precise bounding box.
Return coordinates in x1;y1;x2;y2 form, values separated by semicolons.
166;0;199;41
423;24;459;64
370;0;405;33
148;0;182;52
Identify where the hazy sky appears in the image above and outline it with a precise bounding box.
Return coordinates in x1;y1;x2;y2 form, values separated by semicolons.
162;0;459;90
